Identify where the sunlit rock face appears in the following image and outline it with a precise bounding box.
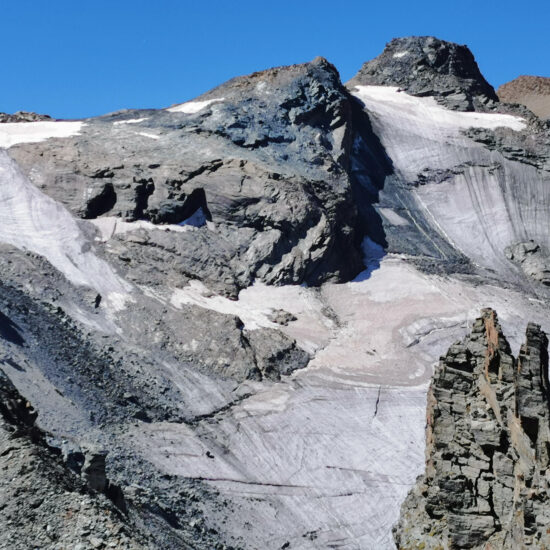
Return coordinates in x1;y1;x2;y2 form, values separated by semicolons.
394;309;550;549
1;36;550;549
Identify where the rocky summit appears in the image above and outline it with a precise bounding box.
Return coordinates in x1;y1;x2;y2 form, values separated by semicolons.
1;36;550;549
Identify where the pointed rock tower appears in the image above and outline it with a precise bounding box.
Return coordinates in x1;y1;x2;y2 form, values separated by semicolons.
394;308;550;549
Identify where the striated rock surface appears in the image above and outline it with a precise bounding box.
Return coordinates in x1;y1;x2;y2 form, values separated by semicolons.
348;36;498;111
498;76;550;120
394;309;550;549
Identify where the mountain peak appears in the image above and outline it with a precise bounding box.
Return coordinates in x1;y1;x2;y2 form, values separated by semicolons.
348;36;498;111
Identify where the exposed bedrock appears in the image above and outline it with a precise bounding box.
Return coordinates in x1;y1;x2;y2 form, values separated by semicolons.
347;36;498;112
394;309;550;549
7;56;393;296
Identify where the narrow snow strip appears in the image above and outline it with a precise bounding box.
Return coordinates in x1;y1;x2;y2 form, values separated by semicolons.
89;216;199;241
352;85;526;132
0;151;132;310
167;97;225;114
0;120;83;148
393;51;409;58
136;131;160;140
113;117;148;125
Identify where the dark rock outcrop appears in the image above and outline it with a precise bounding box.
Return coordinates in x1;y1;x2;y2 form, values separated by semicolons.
394;309;550;549
0;111;52;123
348;36;498;111
8;56;387;296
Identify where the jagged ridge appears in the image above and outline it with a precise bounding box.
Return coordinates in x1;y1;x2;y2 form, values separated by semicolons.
394;309;550;549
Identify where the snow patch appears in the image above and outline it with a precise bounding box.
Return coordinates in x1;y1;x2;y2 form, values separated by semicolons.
0;120;83;148
89;216;199;241
167;97;225;114
379;207;410;226
352;85;526;132
113;117;148;125
136;131;160;140
393;51;409;58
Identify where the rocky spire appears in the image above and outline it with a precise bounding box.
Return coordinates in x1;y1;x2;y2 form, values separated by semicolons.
347;36;498;111
394;308;550;549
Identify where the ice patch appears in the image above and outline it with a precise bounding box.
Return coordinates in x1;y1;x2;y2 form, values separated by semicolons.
167;97;225;114
179;207;207;228
0;120;83;148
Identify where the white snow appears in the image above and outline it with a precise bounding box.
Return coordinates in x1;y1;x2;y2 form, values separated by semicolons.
89;216;200;241
0;120;83;148
393;51;409;58
378;206;410;226
167;97;225;114
0;151;132;310
113;117;148;125
353;85;526;132
136;131;160;140
139;252;550;548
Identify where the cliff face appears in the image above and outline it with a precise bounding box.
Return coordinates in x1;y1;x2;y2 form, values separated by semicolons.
394;309;550;549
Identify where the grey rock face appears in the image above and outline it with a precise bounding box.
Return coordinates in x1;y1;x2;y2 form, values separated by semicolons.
394;309;550;549
348;36;498;111
8;56;382;296
506;241;550;284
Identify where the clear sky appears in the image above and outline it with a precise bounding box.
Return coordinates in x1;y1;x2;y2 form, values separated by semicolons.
2;0;549;119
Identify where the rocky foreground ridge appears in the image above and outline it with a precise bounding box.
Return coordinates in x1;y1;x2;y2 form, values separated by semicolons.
395;309;550;549
2;36;550;549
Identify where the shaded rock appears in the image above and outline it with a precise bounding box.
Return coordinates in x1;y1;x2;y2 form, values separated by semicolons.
8;56;379;295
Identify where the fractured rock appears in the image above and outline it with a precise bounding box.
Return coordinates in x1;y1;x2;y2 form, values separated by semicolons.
394;308;550;549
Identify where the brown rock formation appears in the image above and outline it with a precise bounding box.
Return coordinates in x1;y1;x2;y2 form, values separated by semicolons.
498;76;550;120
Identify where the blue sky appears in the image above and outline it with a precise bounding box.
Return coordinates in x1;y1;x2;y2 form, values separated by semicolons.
2;0;549;119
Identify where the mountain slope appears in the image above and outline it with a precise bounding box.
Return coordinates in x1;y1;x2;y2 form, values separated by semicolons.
1;36;550;549
498;75;550;120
